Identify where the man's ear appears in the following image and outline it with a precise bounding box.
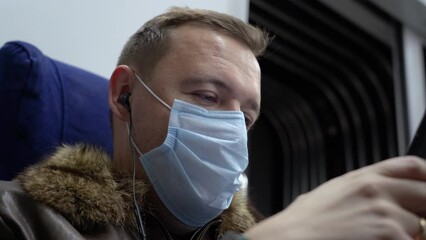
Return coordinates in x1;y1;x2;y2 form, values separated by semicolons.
109;65;133;121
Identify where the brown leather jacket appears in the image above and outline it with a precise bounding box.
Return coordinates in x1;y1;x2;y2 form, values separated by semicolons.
0;145;256;240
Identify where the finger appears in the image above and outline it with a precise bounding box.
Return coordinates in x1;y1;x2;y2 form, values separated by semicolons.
389;205;420;238
361;199;419;239
362;156;426;181
395;208;423;238
373;177;426;214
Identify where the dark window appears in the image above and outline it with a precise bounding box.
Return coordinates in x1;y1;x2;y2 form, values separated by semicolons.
248;0;406;216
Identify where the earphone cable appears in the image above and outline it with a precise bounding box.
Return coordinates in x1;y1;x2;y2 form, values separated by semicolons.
127;113;148;240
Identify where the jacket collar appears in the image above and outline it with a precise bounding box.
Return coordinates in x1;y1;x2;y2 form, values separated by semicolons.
16;144;255;236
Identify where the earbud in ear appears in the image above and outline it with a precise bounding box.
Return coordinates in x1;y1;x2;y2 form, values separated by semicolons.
118;92;131;112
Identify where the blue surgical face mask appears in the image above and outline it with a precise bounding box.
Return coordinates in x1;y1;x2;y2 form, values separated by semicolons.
130;71;249;227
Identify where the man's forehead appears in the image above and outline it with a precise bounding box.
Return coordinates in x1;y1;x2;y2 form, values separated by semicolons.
168;24;224;51
169;23;253;54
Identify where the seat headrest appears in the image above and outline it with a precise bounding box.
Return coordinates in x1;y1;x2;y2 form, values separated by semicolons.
0;41;113;180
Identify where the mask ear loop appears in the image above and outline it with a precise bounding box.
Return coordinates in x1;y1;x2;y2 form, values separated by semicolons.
133;71;172;111
126;109;147;240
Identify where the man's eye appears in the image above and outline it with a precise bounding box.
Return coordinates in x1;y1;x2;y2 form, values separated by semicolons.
192;92;217;104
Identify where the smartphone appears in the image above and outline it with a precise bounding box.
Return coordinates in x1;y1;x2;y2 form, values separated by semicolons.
407;111;426;157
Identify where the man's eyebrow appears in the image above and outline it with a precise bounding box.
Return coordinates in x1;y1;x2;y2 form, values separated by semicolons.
182;77;230;91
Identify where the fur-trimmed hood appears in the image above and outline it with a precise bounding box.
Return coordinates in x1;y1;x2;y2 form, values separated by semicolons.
16;144;255;236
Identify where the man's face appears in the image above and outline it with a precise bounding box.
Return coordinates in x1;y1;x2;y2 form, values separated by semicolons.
130;23;261;155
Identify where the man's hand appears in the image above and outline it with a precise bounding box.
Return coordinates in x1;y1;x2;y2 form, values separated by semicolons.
244;156;426;240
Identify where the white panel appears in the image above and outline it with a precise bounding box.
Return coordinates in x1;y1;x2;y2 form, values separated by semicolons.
0;0;249;78
403;27;426;141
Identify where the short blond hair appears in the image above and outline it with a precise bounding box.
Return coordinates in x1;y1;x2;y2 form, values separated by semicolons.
117;7;269;77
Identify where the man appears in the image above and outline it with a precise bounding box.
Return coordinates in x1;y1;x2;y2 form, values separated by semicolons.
1;7;426;240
